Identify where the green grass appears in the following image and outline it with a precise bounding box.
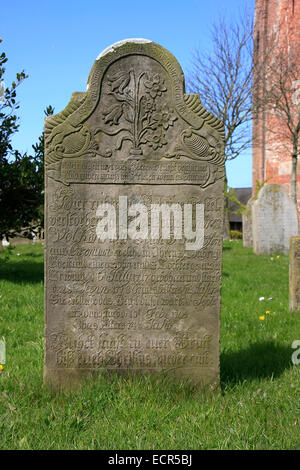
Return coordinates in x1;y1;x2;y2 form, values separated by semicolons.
0;241;299;450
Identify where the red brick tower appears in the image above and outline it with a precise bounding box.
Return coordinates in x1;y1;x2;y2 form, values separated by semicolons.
252;0;300;211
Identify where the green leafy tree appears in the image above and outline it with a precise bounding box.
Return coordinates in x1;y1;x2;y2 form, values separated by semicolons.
0;38;52;241
0;38;27;161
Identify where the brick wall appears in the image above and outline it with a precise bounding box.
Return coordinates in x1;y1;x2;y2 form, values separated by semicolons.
252;0;300;215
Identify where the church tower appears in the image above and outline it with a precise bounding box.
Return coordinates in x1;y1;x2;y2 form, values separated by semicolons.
252;0;300;210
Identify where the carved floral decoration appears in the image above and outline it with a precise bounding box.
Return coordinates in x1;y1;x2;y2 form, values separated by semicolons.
98;70;177;155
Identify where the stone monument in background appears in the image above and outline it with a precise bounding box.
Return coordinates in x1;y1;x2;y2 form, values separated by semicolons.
252;184;298;255
44;39;225;389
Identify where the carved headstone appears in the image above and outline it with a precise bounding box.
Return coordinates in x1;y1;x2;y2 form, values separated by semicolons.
289;236;300;311
44;39;225;389
242;197;254;248
252;184;298;255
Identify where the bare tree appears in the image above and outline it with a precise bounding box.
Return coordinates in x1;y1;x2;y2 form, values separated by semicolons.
187;12;255;238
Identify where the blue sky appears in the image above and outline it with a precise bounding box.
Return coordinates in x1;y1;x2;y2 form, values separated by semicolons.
2;0;254;188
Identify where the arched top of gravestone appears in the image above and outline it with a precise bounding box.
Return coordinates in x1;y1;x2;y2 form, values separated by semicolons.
44;39;224;170
256;183;292;204
95;38;152;60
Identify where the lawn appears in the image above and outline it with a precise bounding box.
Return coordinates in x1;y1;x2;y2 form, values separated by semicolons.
0;241;299;450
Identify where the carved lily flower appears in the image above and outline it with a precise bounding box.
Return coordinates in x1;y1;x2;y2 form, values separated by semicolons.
144;73;167;99
107;71;130;94
103;103;123;125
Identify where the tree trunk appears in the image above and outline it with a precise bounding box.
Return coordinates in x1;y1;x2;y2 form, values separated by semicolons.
291;138;298;205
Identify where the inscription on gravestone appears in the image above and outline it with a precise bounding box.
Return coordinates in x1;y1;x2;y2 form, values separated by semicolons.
44;39;225;388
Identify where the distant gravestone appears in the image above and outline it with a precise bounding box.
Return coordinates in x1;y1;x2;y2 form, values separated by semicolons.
242;197;254;248
289;237;300;311
44;39;225;389
252;184;298;255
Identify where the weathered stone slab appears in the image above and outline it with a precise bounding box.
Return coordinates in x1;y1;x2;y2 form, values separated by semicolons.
242;197;254;248
252;184;298;255
44;39;225;389
289;236;300;311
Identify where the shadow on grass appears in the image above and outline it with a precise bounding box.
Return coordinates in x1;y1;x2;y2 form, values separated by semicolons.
221;341;292;386
0;259;44;284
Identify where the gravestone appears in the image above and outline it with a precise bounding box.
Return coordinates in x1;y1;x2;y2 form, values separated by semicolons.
289;236;300;311
242;197;254;248
252;184;298;255
44;39;225;389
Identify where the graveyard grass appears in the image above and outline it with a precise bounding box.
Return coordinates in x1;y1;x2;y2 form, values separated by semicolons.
0;242;299;450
